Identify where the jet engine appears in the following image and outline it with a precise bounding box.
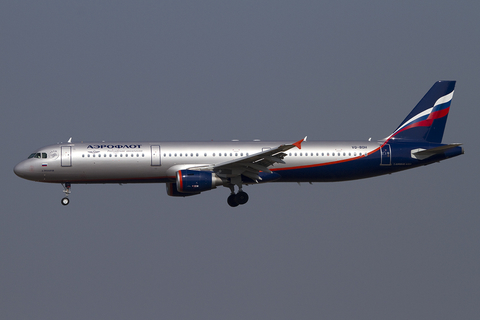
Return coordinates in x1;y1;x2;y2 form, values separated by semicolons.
166;182;200;197
176;170;223;193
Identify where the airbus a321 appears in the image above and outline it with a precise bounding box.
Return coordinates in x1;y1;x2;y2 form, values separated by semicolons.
14;81;464;207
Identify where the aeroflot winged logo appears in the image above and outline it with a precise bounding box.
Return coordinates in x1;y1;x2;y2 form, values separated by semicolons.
87;144;142;149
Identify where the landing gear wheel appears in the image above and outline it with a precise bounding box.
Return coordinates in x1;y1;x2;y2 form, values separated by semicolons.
227;194;239;207
61;183;72;206
235;191;249;205
61;197;70;206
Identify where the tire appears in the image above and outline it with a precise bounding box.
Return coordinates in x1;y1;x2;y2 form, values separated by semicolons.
61;197;70;206
235;191;249;205
227;194;239;207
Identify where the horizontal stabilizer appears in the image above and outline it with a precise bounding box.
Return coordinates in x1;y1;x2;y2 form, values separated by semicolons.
411;143;462;160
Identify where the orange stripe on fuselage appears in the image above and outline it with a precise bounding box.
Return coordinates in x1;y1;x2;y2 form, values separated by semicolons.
272;147;380;171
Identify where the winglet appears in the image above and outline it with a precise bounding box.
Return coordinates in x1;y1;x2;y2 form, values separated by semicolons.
292;136;307;149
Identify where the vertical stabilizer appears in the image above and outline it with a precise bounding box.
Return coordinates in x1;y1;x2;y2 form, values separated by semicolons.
386;81;456;143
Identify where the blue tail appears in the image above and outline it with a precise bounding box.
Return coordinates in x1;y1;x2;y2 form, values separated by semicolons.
386;81;456;143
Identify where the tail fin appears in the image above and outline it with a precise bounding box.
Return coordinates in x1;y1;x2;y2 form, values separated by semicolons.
385;81;456;143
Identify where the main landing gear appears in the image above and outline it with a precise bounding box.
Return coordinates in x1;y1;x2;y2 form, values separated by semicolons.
227;191;249;207
226;178;249;207
61;182;71;206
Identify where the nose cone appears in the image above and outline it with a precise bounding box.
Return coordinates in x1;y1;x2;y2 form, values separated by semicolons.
14;161;30;179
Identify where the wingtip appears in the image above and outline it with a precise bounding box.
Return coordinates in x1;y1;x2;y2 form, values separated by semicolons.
292;136;307;149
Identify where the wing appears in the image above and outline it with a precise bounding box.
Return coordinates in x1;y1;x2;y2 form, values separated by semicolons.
188;137;307;182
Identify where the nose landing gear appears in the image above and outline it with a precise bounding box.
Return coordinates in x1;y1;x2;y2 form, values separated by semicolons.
61;183;71;206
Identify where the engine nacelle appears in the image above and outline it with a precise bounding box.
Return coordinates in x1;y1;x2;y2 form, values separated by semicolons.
166;182;200;197
176;170;223;193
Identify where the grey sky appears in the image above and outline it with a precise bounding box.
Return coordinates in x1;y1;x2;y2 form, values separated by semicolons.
1;1;479;319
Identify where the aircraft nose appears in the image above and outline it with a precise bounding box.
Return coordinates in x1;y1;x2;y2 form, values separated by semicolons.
14;161;29;179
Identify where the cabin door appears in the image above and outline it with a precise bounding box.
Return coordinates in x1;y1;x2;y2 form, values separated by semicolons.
61;146;72;167
380;144;391;166
151;145;161;166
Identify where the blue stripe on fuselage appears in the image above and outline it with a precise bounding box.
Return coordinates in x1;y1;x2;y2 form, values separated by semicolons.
273;142;461;182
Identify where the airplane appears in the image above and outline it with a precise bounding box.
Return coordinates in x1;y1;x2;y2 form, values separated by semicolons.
14;81;464;207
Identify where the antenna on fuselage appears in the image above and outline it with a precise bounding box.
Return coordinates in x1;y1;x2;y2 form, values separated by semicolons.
67;137;72;143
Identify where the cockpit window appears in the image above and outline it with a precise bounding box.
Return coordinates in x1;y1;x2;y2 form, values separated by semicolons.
28;152;46;159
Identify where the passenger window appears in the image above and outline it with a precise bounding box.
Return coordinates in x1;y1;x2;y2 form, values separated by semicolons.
82;154;85;158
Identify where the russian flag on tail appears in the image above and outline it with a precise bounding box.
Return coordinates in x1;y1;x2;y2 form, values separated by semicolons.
386;81;455;143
